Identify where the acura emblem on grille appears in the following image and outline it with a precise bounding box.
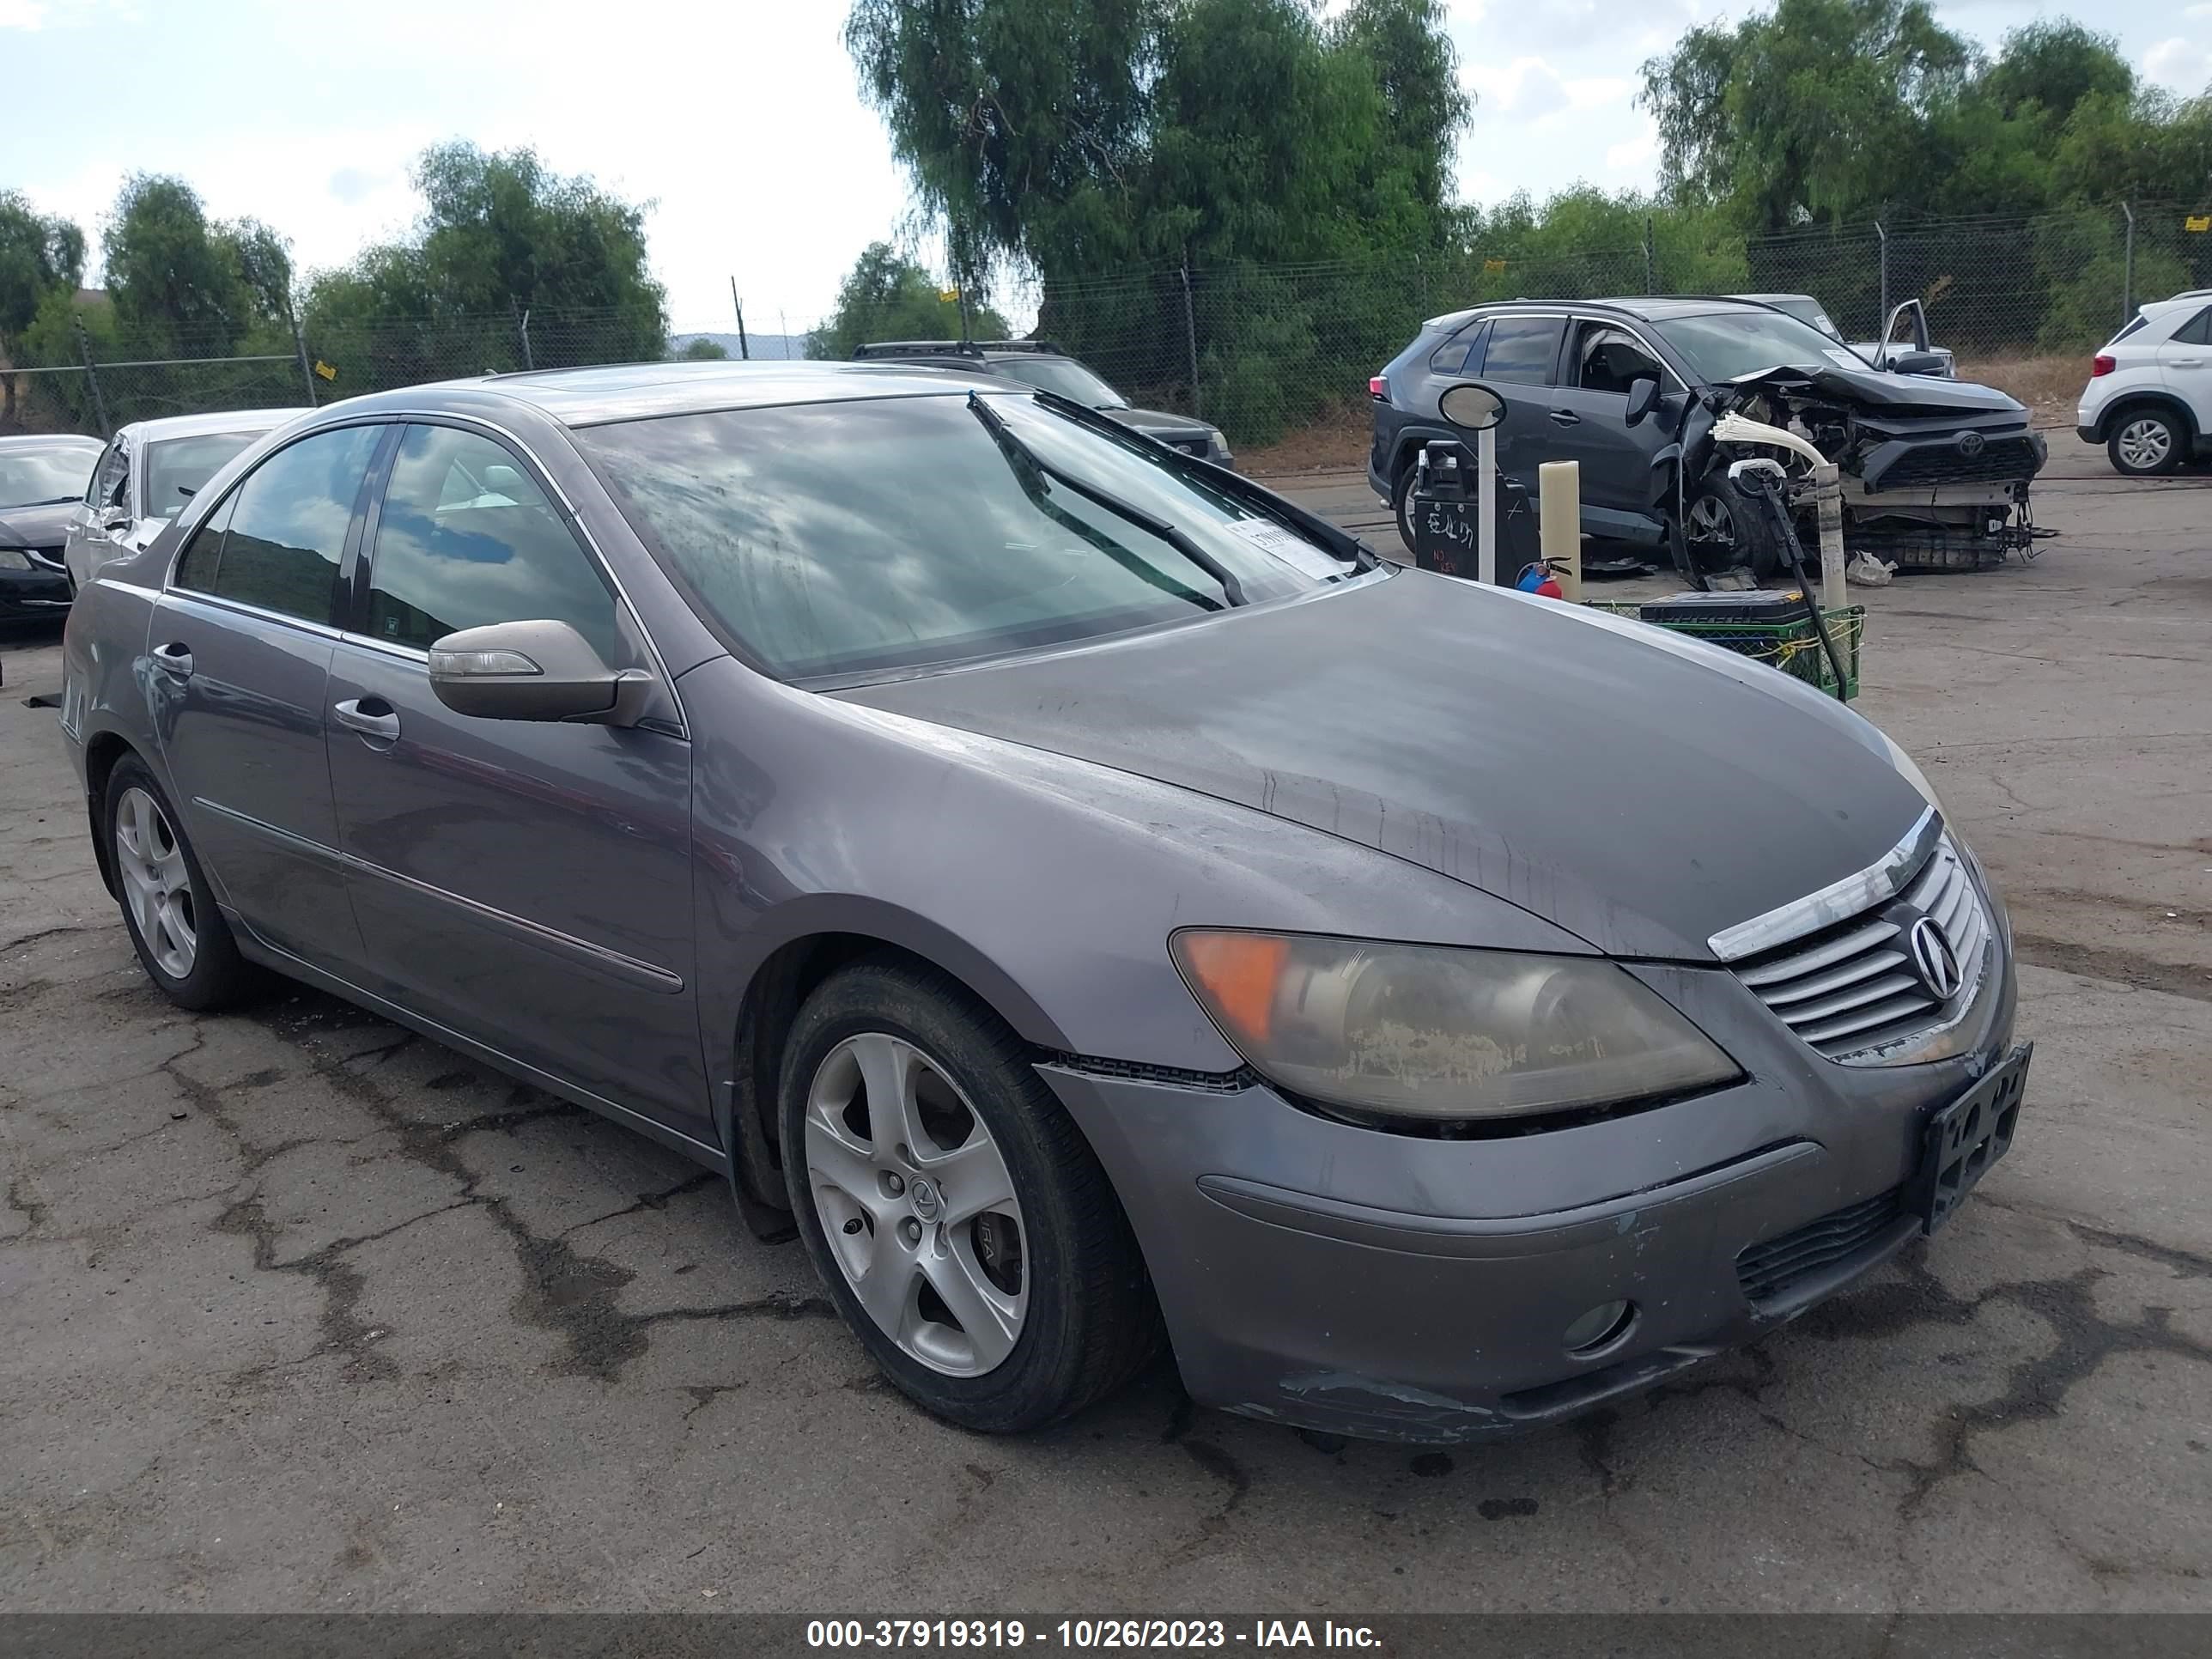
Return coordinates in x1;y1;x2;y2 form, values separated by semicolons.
1908;915;1964;1000
1956;430;1986;458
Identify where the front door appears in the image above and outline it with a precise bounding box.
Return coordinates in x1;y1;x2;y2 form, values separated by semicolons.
322;422;706;1138
1547;319;1676;543
150;422;387;968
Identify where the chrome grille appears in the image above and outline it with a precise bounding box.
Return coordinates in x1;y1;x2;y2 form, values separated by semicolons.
1735;836;1990;1061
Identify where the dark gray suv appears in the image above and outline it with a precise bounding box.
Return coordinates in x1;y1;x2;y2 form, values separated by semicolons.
61;360;2025;1444
1370;297;2045;574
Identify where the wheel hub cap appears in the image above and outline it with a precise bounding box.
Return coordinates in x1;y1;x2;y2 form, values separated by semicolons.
804;1032;1028;1376
114;786;197;980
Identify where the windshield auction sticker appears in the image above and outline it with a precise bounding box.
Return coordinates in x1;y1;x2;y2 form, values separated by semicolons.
1227;518;1345;580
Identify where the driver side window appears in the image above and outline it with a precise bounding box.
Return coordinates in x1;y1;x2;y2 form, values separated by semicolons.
363;424;624;660
1573;325;1664;397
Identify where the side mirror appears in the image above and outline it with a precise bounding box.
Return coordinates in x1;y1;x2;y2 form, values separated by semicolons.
1438;381;1506;431
100;508;131;534
1887;350;1947;377
1624;376;1662;428
428;618;653;726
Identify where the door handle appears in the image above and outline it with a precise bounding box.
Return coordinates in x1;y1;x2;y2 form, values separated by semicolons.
152;641;194;678
2170;357;2203;368
1548;409;1580;427
332;697;401;742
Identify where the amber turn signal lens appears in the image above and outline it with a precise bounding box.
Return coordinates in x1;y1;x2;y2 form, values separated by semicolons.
1173;931;1289;1045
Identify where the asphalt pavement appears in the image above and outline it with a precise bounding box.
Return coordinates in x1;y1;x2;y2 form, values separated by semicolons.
1;438;2206;1613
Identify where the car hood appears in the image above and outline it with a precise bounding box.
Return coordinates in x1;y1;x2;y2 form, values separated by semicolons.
1105;406;1213;438
838;569;1927;960
1732;362;2020;417
0;501;76;548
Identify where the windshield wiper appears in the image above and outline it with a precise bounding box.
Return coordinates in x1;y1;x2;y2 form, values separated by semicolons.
1026;387;1375;573
967;392;1248;606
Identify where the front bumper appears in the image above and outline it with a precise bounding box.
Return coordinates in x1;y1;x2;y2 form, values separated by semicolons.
1042;944;2018;1443
0;561;72;619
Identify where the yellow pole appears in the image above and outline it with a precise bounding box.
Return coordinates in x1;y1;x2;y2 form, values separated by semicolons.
1539;460;1580;600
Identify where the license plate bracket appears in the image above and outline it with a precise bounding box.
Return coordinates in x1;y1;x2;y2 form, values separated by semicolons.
1914;1042;2031;1235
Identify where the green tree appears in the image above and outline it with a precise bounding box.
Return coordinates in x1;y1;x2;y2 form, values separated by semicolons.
678;337;729;360
304;143;668;388
0;192;85;425
99;174;295;353
805;242;1009;360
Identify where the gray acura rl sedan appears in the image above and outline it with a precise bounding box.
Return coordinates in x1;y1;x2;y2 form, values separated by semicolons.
60;361;2026;1443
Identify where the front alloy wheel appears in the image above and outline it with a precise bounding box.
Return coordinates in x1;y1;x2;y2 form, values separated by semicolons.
779;957;1159;1433
804;1032;1027;1376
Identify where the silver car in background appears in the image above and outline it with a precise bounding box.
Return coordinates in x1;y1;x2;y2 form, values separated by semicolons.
64;410;307;593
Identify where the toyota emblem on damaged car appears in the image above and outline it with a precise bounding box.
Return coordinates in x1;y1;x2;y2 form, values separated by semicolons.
1956;430;1986;458
1909;915;1965;1000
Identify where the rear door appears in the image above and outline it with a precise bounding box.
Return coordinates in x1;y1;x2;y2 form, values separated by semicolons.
323;421;706;1139
2156;304;2212;434
151;422;389;969
1474;313;1567;489
1547;319;1677;541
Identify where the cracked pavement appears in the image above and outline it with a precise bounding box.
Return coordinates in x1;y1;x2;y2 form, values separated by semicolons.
1;442;2207;1612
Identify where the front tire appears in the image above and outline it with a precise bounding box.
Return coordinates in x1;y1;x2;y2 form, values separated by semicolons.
103;756;255;1011
779;957;1158;1433
2107;410;2182;477
1682;468;1782;583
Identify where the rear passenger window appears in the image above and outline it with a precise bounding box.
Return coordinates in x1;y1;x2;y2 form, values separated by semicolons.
1429;320;1489;375
1480;317;1565;385
2176;307;2212;346
364;425;621;659
198;425;380;624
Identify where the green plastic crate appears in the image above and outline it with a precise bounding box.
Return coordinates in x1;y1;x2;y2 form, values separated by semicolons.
1583;599;1863;701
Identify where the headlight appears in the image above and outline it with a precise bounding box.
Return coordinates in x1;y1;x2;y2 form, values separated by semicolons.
0;549;33;570
1171;931;1737;1122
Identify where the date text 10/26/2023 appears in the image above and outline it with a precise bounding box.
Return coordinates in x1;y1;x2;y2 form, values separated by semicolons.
806;1620;1382;1650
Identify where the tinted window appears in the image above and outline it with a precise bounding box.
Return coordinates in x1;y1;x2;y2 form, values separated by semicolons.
1430;320;1488;376
1480;317;1565;385
143;432;263;522
173;496;235;592
203;425;380;623
986;356;1130;409
2105;314;2149;347
580;393;1346;681
365;425;620;657
2175;307;2212;347
1573;325;1665;395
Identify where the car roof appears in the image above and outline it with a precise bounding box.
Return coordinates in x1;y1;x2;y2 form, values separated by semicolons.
336;360;1024;428
0;432;102;453
118;409;309;443
1423;295;1786;331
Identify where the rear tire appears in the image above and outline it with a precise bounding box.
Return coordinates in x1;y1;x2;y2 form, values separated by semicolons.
103;756;256;1011
2107;410;2183;477
779;956;1159;1433
1390;456;1421;555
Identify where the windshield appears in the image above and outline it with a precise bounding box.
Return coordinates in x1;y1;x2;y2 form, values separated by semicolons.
143;431;264;520
1767;297;1842;339
0;443;99;507
1652;309;1869;380
981;356;1130;409
578;392;1347;681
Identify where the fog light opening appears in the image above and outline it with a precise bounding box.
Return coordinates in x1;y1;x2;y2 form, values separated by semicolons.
1562;1299;1638;1358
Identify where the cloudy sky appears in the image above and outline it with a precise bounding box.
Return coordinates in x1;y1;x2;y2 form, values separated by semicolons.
2;0;2205;331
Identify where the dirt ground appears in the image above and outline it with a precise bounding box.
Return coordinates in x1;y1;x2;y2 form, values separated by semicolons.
0;435;2206;1614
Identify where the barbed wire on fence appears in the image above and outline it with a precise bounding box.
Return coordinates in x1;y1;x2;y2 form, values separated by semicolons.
3;199;2204;448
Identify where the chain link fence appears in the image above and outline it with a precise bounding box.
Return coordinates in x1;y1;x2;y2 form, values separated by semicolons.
3;201;2204;452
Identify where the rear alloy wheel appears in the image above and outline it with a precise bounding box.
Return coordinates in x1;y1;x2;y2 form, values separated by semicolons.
780;957;1158;1432
1391;457;1422;555
104;756;254;1011
2108;411;2181;477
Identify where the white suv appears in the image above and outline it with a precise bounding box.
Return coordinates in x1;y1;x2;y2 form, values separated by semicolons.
2076;291;2212;476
